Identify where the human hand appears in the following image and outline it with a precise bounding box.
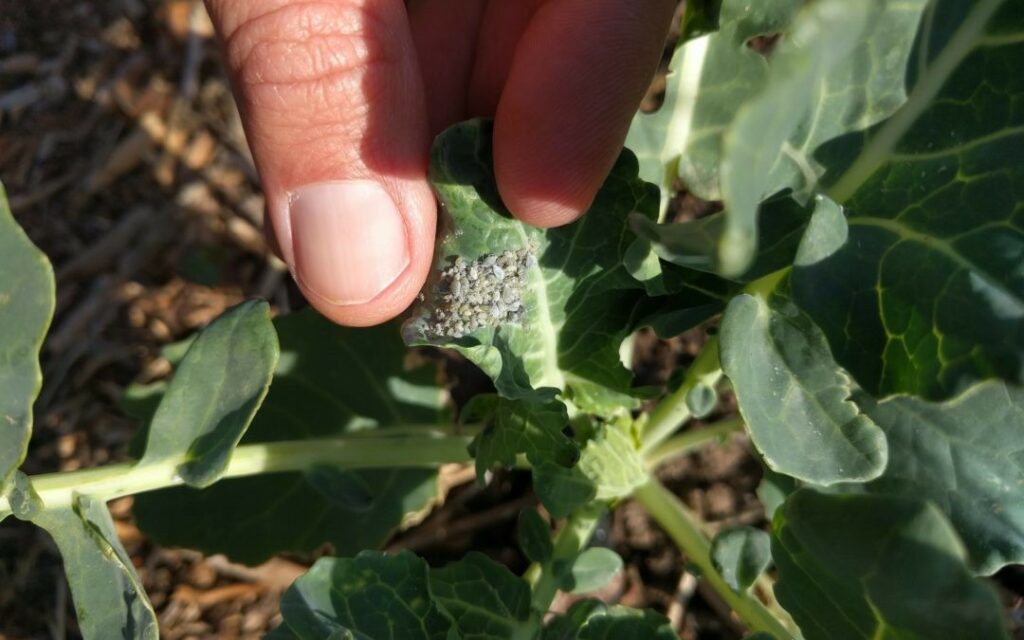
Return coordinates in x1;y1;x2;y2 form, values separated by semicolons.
204;0;676;326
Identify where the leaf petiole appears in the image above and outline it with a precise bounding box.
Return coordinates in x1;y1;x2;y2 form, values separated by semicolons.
1;431;474;512
641;334;723;453
633;477;793;639
645;416;745;469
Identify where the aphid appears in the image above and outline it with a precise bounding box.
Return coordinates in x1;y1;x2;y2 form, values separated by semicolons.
492;264;505;280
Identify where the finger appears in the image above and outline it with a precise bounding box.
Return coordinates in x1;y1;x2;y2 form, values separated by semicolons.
465;0;546;117
490;0;676;227
205;0;435;326
408;0;487;135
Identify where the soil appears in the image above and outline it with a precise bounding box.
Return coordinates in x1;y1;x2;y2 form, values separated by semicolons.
1;2;1022;639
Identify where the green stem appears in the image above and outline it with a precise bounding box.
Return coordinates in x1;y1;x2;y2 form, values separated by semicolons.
641;334;722;453
633;478;792;639
2;432;474;512
645;416;745;469
528;503;604;616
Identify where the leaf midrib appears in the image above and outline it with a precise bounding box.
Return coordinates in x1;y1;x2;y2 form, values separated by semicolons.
827;0;1007;203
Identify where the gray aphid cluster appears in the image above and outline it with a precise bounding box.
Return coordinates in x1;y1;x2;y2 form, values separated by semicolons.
425;248;534;337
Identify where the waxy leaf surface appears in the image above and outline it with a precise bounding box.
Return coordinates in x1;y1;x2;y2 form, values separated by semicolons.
720;293;887;484
793;0;1024;398
772;490;1007;640
710;526;771;592
34;496;158;640
0;182;54;492
134;312;445;564
138;300;278;487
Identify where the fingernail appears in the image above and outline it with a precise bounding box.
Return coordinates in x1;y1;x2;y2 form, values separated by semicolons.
288;180;409;306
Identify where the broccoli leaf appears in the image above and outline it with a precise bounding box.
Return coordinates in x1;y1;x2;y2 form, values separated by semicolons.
720;292;887;485
134;311;447;564
0;181;54;493
852;381;1024;575
772;490;1007;640
405;120;659;417
710;526;771;592
137;300;278;487
33;495;159;640
277;551;535;640
793;0;1023;399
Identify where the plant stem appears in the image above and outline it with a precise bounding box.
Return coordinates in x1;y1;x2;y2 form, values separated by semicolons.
1;431;474;512
641;334;722;453
645;416;745;469
633;478;792;639
528;503;604;615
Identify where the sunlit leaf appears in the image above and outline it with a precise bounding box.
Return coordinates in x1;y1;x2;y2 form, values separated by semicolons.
0;182;54;492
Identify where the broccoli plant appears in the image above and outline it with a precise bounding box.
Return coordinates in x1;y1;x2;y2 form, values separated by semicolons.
1;0;1021;638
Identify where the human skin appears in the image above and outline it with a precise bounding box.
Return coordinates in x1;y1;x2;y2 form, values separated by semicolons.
204;0;676;326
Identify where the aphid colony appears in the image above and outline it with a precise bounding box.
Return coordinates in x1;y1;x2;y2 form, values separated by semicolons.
424;248;535;337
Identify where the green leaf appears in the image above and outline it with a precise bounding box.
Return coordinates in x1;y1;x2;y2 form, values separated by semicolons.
278;551;451;640
532;418;645;519
429;552;534;639
517;509;553;564
405;120;659;417
278;551;536;640
852;381;1024;575
471;394;578;480
33;495;158;639
720;292;887;484
541;599;607;640
576;420;648;503
718;0;928;275
626;0;802;213
557;547;623;595
542;602;677;640
533;462;598;520
793;0;1023;399
772;490;1008;640
630;195;814;281
134;312;446;564
0;181;55;492
138;300;278;488
709;526;771;592
575;607;677;640
756;467;798;521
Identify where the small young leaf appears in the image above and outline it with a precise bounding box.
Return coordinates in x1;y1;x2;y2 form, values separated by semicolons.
756;467;798;521
33;496;158;640
6;470;41;521
471;394;578;480
684;382;717;419
517;509;553;564
278;551;450;640
429;552;534;639
558;547;623;595
0;181;55;492
135;313;447;564
139;300;278;488
720;292;887;484
709;526;771;592
773;490;1008;640
405;120;659;417
576;420;648;502
533;462;598;520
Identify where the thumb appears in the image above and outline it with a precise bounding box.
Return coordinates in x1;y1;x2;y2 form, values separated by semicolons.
205;0;435;326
